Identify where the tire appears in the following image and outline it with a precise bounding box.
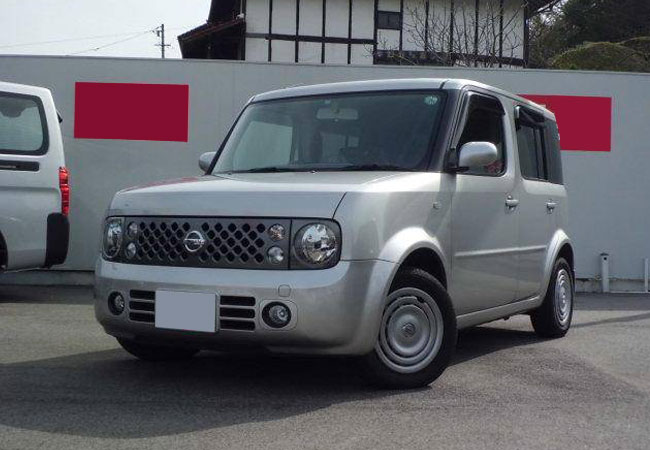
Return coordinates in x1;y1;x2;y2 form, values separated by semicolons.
117;338;200;361
531;257;574;338
360;267;457;389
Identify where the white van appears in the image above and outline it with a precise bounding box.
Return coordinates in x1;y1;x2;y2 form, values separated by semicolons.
0;81;69;271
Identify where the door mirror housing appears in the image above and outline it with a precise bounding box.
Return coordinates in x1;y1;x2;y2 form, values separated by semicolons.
199;152;216;172
457;141;498;170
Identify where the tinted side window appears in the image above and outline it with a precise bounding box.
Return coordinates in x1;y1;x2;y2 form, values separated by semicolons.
516;123;543;179
0;92;48;155
457;96;505;176
545;120;563;184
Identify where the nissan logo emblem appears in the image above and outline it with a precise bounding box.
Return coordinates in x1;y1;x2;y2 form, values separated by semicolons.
183;230;206;253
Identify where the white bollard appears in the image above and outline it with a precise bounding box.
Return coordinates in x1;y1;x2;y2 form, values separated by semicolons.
600;253;610;293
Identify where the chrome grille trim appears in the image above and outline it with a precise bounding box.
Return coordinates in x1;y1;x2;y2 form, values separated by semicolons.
117;217;291;270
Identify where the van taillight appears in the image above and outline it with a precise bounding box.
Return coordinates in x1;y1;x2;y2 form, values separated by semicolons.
59;167;70;216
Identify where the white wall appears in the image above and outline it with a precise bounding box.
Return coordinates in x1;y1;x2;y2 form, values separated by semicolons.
1;55;648;287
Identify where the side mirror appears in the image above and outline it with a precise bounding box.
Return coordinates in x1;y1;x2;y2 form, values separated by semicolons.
199;151;216;172
457;141;498;169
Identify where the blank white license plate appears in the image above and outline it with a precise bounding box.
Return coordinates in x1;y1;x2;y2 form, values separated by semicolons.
155;290;217;333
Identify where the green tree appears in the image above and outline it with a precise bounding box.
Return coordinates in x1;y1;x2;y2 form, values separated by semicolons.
562;0;650;46
528;0;650;68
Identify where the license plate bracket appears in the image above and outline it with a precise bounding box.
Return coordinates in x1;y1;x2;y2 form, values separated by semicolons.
155;290;217;333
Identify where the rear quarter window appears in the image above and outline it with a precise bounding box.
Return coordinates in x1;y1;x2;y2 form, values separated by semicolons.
0;92;48;155
545;120;563;184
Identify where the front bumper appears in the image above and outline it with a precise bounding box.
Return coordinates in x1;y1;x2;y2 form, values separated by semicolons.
94;258;395;355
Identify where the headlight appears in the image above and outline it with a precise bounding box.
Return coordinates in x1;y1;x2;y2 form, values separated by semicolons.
293;222;340;268
103;217;123;259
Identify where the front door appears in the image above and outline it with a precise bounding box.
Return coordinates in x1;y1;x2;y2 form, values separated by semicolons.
449;93;519;315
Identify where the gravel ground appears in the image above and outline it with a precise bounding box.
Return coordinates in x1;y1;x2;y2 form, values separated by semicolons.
1;286;649;450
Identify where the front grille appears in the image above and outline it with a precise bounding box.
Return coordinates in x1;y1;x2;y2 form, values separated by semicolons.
118;217;290;269
126;290;257;331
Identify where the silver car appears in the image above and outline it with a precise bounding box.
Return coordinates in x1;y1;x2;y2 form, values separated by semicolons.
95;79;573;388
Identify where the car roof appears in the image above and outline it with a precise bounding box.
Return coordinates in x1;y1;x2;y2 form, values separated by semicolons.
251;78;554;120
0;80;52;97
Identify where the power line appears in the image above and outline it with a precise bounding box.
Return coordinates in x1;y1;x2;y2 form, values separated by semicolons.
0;25;195;50
67;30;154;56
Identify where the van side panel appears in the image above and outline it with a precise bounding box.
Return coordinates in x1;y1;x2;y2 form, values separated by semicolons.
0;84;65;270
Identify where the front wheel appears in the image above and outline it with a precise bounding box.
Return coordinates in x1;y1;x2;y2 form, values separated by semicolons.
360;267;457;389
530;257;574;338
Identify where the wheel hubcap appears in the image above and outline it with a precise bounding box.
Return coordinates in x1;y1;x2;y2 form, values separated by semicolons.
376;287;444;374
554;268;572;326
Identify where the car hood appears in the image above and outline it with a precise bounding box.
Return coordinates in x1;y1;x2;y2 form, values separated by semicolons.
109;171;405;218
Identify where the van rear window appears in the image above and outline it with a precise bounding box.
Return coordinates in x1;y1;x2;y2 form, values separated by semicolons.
0;92;48;155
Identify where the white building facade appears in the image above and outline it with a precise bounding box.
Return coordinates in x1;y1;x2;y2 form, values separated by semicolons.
180;0;548;66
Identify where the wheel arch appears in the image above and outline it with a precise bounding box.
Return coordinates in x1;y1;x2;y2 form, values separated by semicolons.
398;247;447;289
539;230;574;301
379;228;450;295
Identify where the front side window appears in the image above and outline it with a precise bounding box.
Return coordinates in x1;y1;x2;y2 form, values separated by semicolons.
213;91;445;173
0;92;47;154
457;94;506;176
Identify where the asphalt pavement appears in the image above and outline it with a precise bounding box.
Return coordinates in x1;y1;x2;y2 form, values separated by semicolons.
1;286;649;450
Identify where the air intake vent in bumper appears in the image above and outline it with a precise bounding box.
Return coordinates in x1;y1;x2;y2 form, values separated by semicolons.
219;296;256;331
129;289;155;323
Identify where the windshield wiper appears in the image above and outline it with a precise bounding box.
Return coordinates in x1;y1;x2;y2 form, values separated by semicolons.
337;164;415;172
227;166;311;173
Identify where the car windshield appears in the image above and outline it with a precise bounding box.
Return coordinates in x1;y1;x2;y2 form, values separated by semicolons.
212;91;445;174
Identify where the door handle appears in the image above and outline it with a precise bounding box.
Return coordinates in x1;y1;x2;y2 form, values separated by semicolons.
546;201;557;212
505;196;519;209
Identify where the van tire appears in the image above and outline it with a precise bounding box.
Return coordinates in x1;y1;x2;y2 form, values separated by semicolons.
360;267;457;389
117;338;199;361
531;258;574;338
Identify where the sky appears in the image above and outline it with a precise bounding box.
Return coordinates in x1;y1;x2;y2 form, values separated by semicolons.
0;0;212;59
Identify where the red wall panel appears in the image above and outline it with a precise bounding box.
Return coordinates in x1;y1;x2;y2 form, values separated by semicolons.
74;82;189;142
520;94;612;152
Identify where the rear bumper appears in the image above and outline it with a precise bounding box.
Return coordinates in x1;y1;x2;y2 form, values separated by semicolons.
94;258;396;355
43;213;69;267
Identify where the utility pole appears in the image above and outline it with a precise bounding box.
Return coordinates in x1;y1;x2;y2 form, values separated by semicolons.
155;24;171;59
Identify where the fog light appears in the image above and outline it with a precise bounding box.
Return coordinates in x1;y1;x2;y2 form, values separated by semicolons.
262;302;291;328
267;246;284;264
108;292;125;315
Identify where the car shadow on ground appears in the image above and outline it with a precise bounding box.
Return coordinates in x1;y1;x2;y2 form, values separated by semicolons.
2;294;648;439
0;323;541;439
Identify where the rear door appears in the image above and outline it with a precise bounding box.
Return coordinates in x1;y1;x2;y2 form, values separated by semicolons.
512;106;559;299
0;83;64;269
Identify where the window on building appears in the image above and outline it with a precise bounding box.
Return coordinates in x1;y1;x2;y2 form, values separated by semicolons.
377;11;402;30
457;94;506;176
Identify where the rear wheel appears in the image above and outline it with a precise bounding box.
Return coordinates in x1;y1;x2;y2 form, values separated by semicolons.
531;257;574;338
360;267;457;389
117;338;199;361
